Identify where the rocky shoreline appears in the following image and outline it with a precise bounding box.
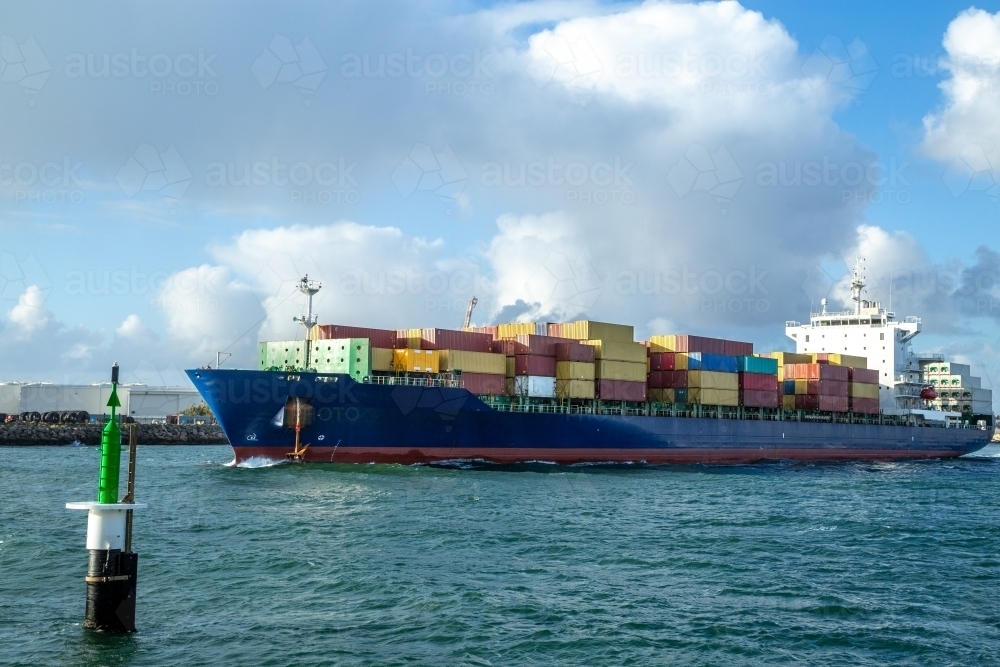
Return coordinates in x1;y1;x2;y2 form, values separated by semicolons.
0;422;229;445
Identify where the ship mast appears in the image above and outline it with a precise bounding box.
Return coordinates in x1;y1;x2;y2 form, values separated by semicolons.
850;257;866;315
292;275;321;368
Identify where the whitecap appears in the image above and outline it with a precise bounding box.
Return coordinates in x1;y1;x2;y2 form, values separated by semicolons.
225;456;287;469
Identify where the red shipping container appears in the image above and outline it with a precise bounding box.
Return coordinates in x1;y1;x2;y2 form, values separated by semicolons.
491;339;517;355
738;372;778;392
597;379;647;401
673;335;725;354
421;328;493;352
514;354;557;377
805;379;848;396
647;371;662;388
723;340;754;356
512;334;564;356
849;367;879;384
795;394;849;412
469;326;498;337
555;341;595;362
662;370;688;388
740;389;779;408
850;397;880;414
316;325;396;348
461;372;506;395
649;352;677;371
788;363;849;382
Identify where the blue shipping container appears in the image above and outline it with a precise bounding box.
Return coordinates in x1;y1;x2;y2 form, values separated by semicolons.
738;355;778;374
675;387;688;404
783;379;796;395
687;352;738;373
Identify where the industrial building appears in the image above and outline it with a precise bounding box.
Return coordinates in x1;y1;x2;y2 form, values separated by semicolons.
0;382;202;420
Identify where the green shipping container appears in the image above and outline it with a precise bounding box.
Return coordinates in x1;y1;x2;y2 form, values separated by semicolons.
311;338;371;379
260;340;309;370
737;355;778;375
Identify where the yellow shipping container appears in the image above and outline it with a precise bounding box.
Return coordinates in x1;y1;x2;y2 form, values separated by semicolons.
371;347;394;371
688;370;739;390
688;388;739;406
794;379;808;395
392;349;440;373
584;340;647;363
849;382;879;399
673;353;691;371
649;388;675;403
556;361;595;381
438;350;506;375
595;360;646;381
505;356;515;378
556;379;595;399
557;320;634;343
648;335;676;352
782;395;796;410
810;352;867;369
497;322;537;338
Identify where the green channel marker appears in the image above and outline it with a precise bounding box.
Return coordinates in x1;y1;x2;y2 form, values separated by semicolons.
97;364;122;504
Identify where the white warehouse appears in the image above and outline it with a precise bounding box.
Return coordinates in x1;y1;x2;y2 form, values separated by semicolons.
1;383;202;419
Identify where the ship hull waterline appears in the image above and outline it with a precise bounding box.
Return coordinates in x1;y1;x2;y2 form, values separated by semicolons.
188;369;992;466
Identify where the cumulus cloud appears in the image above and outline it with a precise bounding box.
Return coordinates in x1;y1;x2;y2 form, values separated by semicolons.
922;8;1000;164
6;285;52;334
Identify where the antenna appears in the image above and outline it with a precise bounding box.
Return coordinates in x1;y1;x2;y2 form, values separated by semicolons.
292;275;322;340
850;256;866;315
888;271;893;314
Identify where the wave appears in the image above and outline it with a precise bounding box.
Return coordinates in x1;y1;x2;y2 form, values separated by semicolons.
225;456;288;469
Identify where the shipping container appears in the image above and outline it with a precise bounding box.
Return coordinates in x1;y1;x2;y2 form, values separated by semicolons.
312;338;372;379
462;325;498;338
315;324;396;348
511;334;564;356
556;361;595;381
685;353;738;373
461;372;505;395
675;387;689;404
649;352;688;371
782;379;795;395
849;397;880;414
421;328;493;352
848;367;879;384
737;355;778;375
395;329;424;350
505;356;515;378
739;389;779;408
807;379;848;396
848;382;879;399
794;394;849;412
657;370;689;388
596;379;646;401
514;355;557;377
648;388;674;404
549;320;634;343
648;335;676;352
785;363;849;382
723;340;754;356
513;375;557;398
555;341;595;363
647;370;662;388
688;388;739;406
595;360;647;382
739;372;778;392
371;347;394;372
438;349;506;375
782;395;796;410
497;322;537;339
761;351;812;365
392;349;440;373
810;352;867;368
491;339;516;356
584;340;647;363
688;370;739;390
555;379;596;399
672;335;726;354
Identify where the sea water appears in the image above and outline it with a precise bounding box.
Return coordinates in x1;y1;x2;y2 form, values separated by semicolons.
1;444;998;666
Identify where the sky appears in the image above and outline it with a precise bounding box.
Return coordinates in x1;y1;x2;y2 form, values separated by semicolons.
2;0;1000;403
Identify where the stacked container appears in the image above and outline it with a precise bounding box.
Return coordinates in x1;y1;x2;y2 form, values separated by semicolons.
311;338;372;379
259;341;309;370
737;355;779;408
548;320;634;344
493;334;564;398
586;338;647;401
783;363;849;412
555;342;596;399
848;367;880;414
686;353;739;406
647;352;689;403
315;324;396;348
649;335;752;356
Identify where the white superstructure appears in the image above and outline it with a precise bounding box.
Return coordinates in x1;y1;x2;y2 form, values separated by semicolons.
785;259;923;414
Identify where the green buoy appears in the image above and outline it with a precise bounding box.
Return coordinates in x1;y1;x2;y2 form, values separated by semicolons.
97;363;122;504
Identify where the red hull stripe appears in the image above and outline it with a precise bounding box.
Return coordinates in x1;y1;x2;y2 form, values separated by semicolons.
232;446;968;465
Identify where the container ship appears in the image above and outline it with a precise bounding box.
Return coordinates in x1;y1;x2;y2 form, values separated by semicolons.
188;267;994;465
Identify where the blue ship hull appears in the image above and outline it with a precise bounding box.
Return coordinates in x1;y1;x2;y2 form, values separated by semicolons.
187;369;992;464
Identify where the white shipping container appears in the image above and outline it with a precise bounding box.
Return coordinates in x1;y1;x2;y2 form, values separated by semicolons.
513;376;556;398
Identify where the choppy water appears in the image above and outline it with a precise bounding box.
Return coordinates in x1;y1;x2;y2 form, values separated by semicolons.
2;444;999;666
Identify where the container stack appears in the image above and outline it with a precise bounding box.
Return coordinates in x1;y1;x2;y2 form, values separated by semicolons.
555;341;595;399
783;363;849;412
416;328;503;394
497;334;561;398
686;353;739;406
648;334;752;356
546;320;643;401
920;360;993;414
848;367;880;414
647;352;688;403
311;338;372;380
259;341;309;370
737;355;779;408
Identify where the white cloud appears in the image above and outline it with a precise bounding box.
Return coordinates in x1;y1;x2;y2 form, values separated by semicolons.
922;8;1000;162
6;285;52;334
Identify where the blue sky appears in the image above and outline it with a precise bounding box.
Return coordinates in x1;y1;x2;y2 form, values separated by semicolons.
2;0;1000;397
